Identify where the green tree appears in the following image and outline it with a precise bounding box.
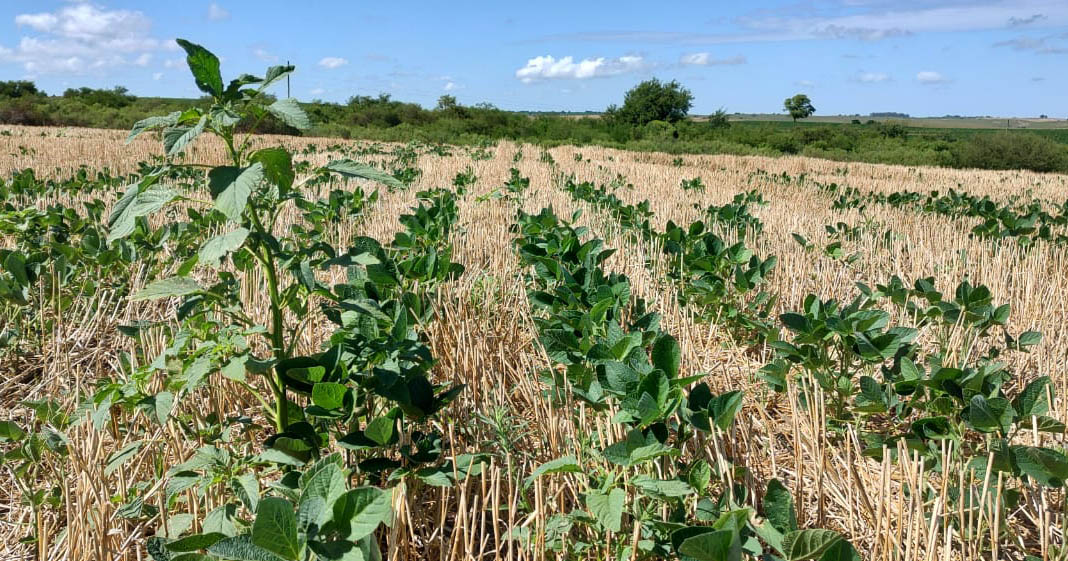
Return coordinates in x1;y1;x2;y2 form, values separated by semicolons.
607;78;693;126
0;80;43;98
783;94;815;122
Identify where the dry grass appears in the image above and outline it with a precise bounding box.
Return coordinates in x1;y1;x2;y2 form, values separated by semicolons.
0;125;1065;560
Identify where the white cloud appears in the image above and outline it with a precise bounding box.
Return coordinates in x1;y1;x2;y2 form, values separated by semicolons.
916;70;949;84
152;72;163;80
318;56;348;69
207;3;230;21
253;47;278;62
1;4;169;74
163;58;184;68
857;71;890;83
515;54;645;83
134;53;151;66
310;87;325;95
796;79;816;87
444;81;457;91
679;52;746;66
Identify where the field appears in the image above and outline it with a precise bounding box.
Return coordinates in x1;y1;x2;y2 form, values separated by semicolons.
1;120;1067;561
726;114;1068;130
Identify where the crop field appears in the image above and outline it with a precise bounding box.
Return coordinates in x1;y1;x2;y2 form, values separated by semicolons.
1;48;1067;561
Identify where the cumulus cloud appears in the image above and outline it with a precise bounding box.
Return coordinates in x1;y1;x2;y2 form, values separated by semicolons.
1;3;169;75
916;70;949;84
207;3;230;21
856;71;890;83
796;79;816;87
318;56;348;69
252;47;278;63
515;54;645;83
444;81;457;91
679;52;746;66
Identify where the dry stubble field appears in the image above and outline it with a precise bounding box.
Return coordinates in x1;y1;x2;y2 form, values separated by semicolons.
0;125;1065;560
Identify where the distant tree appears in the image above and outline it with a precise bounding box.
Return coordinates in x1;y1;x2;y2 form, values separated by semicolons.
436;95;459;111
62;86;134;108
783;94;815;122
1040;114;1049;119
607;78;694;126
0;80;43;98
707;108;730;130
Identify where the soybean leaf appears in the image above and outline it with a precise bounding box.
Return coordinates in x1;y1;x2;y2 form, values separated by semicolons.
199;228;250;268
207;535;288;561
266;98;310;130
677;529;736;561
1012;445;1068;487
764;479;798;534
133;277;202;301
0;420;26;442
251;498;299;561
524;456;581;487
311;382;347;410
1012;376;1051;419
782;529;843;561
332;487;392;541
651;334;681;378
586;487;624;533
165;532;226;553
233;472;260;512
176;39;223;97
323;159;404;190
104;440;143;476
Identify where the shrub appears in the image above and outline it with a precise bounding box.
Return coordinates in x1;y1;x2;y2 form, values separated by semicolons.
951;132;1068;173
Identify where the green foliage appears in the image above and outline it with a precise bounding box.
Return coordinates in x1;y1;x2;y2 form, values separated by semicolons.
607;78;694;126
951;131;1068;173
0;80;43;98
784;94;815;122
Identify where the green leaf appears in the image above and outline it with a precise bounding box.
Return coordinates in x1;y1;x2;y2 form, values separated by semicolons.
651;334;681;378
311;382;347;410
819;540;861;561
154;391;174;425
585;487;624;533
524;456;581;487
266;98;310;130
332;487;393;541
232;472;260;512
1017;330;1042;348
708;390;743;431
207;535;288;561
0;421;26;442
214;163;264;222
687;460;712;495
364;415;395;446
783;529;844;561
127;111;181;144
1012;376;1051;419
104;440;143;476
176;39;223;97
1012;445;1068;487
163;116;207;156
678;529;736;561
199;228;250;268
165;532;227;553
107;183;178;242
133;277;202;301
251;498;299;561
324;160;404;190
251;148;294;193
764;479;798;534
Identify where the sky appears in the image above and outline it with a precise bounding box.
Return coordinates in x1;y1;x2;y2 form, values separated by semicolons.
0;0;1065;117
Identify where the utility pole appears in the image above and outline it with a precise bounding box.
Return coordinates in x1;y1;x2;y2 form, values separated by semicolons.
287;60;291;98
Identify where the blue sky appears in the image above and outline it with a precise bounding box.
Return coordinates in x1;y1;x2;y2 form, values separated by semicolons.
0;0;1065;117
